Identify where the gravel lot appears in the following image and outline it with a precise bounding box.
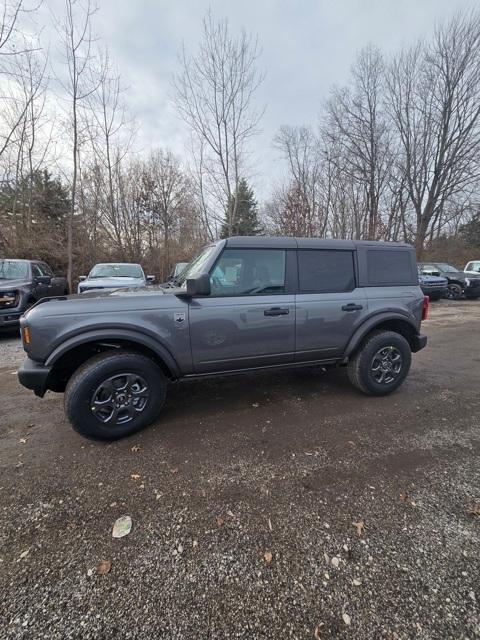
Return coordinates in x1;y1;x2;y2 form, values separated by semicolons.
0;301;479;639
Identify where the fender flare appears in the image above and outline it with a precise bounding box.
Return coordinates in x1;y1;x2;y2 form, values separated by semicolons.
343;311;418;359
45;328;181;377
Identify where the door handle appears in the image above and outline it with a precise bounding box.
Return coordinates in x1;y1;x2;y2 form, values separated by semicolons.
342;303;363;311
264;307;290;316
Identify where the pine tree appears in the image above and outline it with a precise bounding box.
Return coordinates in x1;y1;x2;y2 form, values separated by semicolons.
220;178;263;238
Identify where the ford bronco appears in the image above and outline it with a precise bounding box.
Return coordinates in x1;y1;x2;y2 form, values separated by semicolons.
18;237;428;439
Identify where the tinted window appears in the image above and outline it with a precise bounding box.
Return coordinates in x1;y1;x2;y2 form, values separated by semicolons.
31;264;42;277
40;263;53;276
210;249;286;296
298;250;355;293
368;250;413;285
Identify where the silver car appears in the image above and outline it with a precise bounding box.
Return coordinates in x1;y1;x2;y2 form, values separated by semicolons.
78;263;154;293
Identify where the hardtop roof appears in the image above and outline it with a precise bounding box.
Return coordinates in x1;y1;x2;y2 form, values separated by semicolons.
225;236;413;250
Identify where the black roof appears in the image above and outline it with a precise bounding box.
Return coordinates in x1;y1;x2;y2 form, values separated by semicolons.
225;236;412;250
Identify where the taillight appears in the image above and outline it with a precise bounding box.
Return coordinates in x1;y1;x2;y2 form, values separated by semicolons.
422;295;429;320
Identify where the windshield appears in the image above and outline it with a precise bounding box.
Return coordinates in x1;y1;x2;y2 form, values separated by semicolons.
0;260;29;279
89;264;144;279
434;263;458;273
175;246;216;287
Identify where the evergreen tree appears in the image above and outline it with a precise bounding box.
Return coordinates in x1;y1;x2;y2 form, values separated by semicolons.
220;178;263;238
460;213;480;250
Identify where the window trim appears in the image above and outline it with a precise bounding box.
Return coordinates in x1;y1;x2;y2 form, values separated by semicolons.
206;247;295;298
296;248;357;294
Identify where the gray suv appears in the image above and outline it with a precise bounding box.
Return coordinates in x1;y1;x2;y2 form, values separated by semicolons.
18;237;427;440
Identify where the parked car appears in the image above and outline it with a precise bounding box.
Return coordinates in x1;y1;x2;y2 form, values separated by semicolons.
464;260;480;275
18;237;428;440
418;262;480;299
417;269;448;301
78;263;154;294
0;259;68;329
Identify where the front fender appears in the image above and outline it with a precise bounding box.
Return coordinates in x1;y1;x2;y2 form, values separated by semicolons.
45;328;181;377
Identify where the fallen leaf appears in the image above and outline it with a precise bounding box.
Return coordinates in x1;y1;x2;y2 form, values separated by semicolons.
468;504;480;517
170;468;179;474
348;440;356;447
399;492;409;503
131;445;141;452
131;474;141;480
192;539;198;548
352;520;365;536
352;578;362;586
314;624;324;639
226;510;235;518
264;551;273;563
97;560;111;575
216;516;225;527
342;613;351;626
331;556;340;568
112;515;132;538
19;549;29;559
19;438;27;444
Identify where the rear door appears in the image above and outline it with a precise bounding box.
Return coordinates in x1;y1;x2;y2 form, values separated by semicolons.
40;263;64;295
189;248;296;373
295;248;368;361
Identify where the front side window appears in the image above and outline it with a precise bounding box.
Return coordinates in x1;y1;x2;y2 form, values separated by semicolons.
210;249;286;296
298;250;355;293
466;262;480;272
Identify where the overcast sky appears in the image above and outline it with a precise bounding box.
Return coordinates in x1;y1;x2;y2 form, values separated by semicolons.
47;0;477;199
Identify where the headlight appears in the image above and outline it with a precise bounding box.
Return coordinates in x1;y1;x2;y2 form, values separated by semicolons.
22;325;31;345
0;290;18;307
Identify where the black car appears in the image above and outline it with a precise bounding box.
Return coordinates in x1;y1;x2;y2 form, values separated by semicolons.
417;270;448;300
0;259;69;329
418;262;480;300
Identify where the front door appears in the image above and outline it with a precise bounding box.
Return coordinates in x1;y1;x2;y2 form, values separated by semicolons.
295;249;368;360
189;248;295;373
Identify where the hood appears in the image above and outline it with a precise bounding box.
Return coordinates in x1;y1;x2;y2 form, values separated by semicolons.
0;278;32;289
79;276;145;289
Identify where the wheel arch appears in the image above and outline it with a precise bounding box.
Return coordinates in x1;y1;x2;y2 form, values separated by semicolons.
45;329;180;392
343;313;419;360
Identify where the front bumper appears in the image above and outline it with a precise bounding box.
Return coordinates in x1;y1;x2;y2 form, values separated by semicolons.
0;311;23;327
420;285;447;297
18;358;52;397
411;333;427;353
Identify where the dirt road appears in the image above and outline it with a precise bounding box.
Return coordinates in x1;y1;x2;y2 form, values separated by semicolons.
1;301;479;639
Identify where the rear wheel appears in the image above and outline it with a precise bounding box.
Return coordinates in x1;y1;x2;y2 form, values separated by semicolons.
347;330;412;396
445;283;463;300
65;351;167;439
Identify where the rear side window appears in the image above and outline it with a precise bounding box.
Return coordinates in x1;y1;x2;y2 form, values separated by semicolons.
367;250;414;285
298;250;355;293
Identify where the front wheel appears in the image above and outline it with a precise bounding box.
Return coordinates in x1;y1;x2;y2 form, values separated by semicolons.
445;283;463;300
65;351;167;439
347;330;412;396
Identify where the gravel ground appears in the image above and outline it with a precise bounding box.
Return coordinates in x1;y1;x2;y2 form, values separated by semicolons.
0;301;479;639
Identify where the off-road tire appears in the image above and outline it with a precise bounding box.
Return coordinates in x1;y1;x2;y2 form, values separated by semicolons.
65;350;167;440
347;330;412;396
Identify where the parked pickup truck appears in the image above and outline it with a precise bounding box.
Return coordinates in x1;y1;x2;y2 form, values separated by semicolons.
0;259;68;329
417;270;448;301
418;262;480;299
18;237;428;440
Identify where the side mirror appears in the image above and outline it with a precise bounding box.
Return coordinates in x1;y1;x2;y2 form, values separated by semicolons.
36;275;51;285
79;275;87;281
177;273;211;298
146;275;155;283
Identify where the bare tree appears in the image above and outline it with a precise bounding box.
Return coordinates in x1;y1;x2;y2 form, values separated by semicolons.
387;11;480;256
173;11;264;236
325;45;391;240
57;0;102;290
